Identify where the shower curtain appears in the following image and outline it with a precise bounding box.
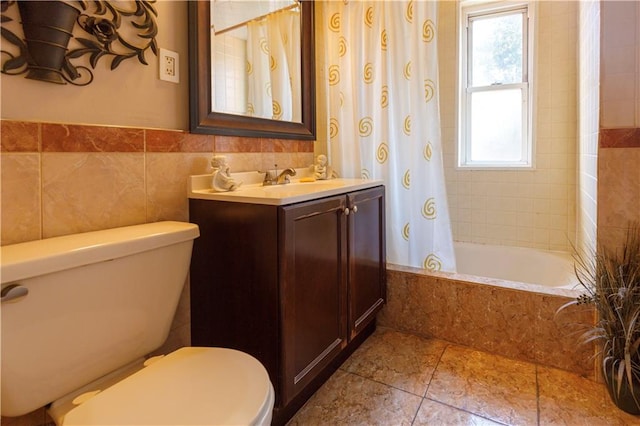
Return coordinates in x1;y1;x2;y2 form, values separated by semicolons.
321;1;456;272
247;9;301;121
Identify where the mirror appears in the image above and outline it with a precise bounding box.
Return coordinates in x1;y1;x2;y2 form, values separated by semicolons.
188;1;316;140
211;1;301;121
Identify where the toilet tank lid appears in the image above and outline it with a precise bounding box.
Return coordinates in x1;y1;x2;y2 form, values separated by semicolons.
1;221;199;284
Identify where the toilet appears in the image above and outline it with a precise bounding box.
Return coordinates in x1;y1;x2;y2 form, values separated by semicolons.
0;221;274;425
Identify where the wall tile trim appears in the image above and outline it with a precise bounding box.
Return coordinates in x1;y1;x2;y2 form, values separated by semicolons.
599;128;640;148
1;120;312;154
146;129;214;153
42;123;144;153
0;121;39;152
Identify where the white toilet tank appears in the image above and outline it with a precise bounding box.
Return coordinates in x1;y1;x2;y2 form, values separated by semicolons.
0;221;199;417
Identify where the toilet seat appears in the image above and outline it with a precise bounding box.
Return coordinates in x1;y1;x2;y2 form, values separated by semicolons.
61;347;275;426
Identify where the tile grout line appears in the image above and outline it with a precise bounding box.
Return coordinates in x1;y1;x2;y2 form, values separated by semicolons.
419;342;511;426
423;342;449;398
330;368;429;425
410;342;450;425
535;364;541;426
342;369;424;398
143;129;148;222
421;396;511;426
409;397;425;426
38;122;44;240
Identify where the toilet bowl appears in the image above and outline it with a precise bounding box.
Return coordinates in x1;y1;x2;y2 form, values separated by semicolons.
0;221;275;425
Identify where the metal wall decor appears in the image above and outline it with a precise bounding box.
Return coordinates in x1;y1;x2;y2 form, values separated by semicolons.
0;0;158;86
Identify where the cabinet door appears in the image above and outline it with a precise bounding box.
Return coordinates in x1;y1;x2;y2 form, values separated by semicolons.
279;195;348;406
347;186;386;340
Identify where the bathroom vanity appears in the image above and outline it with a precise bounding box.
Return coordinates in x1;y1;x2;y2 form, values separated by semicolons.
188;174;386;425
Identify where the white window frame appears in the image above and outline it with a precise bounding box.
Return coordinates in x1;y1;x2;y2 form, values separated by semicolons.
458;1;535;169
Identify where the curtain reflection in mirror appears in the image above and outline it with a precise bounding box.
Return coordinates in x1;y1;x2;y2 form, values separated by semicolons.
246;8;301;121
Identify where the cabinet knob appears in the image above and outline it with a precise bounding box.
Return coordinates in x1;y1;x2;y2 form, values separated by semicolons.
344;207;350;216
352;205;358;214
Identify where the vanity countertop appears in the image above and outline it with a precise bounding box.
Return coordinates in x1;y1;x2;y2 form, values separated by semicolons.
189;171;383;206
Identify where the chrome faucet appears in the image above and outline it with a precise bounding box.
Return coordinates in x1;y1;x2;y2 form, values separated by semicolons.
260;165;297;185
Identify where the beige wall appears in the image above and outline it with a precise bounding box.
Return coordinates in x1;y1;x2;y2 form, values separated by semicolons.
599;1;640;129
439;1;578;252
0;1;189;130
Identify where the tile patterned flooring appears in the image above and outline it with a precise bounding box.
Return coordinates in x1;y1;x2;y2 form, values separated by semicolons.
287;327;640;426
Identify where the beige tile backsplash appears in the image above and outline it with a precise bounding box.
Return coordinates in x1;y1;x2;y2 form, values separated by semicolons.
0;120;314;244
41;153;147;238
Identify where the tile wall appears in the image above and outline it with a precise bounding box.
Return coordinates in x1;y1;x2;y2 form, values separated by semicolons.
0;120;314;245
439;1;578;252
597;145;640;251
213;34;248;115
597;1;640;251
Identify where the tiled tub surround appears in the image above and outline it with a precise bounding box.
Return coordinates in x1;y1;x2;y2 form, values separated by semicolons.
378;264;596;380
0;119;313;426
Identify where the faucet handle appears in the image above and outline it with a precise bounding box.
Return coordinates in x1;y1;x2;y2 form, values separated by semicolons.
258;169;275;185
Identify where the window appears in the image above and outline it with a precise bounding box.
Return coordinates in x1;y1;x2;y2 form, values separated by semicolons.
458;2;534;168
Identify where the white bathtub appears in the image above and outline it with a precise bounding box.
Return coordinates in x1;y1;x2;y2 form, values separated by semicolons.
454;242;579;289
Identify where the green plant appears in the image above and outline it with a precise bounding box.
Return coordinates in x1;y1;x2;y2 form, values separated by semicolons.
561;222;640;412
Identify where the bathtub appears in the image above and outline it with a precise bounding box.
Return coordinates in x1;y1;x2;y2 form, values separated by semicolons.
454;242;579;289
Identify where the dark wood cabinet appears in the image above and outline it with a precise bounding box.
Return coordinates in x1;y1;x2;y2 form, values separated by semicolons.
189;186;385;425
347;188;386;340
280;196;348;406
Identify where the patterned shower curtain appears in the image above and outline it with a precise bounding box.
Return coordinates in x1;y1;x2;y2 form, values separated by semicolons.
247;9;301;121
321;0;456;272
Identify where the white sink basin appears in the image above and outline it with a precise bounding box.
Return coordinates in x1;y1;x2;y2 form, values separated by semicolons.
189;174;383;206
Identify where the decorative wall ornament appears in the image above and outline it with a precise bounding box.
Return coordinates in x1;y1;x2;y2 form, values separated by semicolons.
0;0;158;86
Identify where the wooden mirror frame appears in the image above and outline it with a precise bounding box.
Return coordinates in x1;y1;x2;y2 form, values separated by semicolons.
188;1;316;140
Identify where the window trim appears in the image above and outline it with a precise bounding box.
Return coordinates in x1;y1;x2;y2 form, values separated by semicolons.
457;1;535;170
